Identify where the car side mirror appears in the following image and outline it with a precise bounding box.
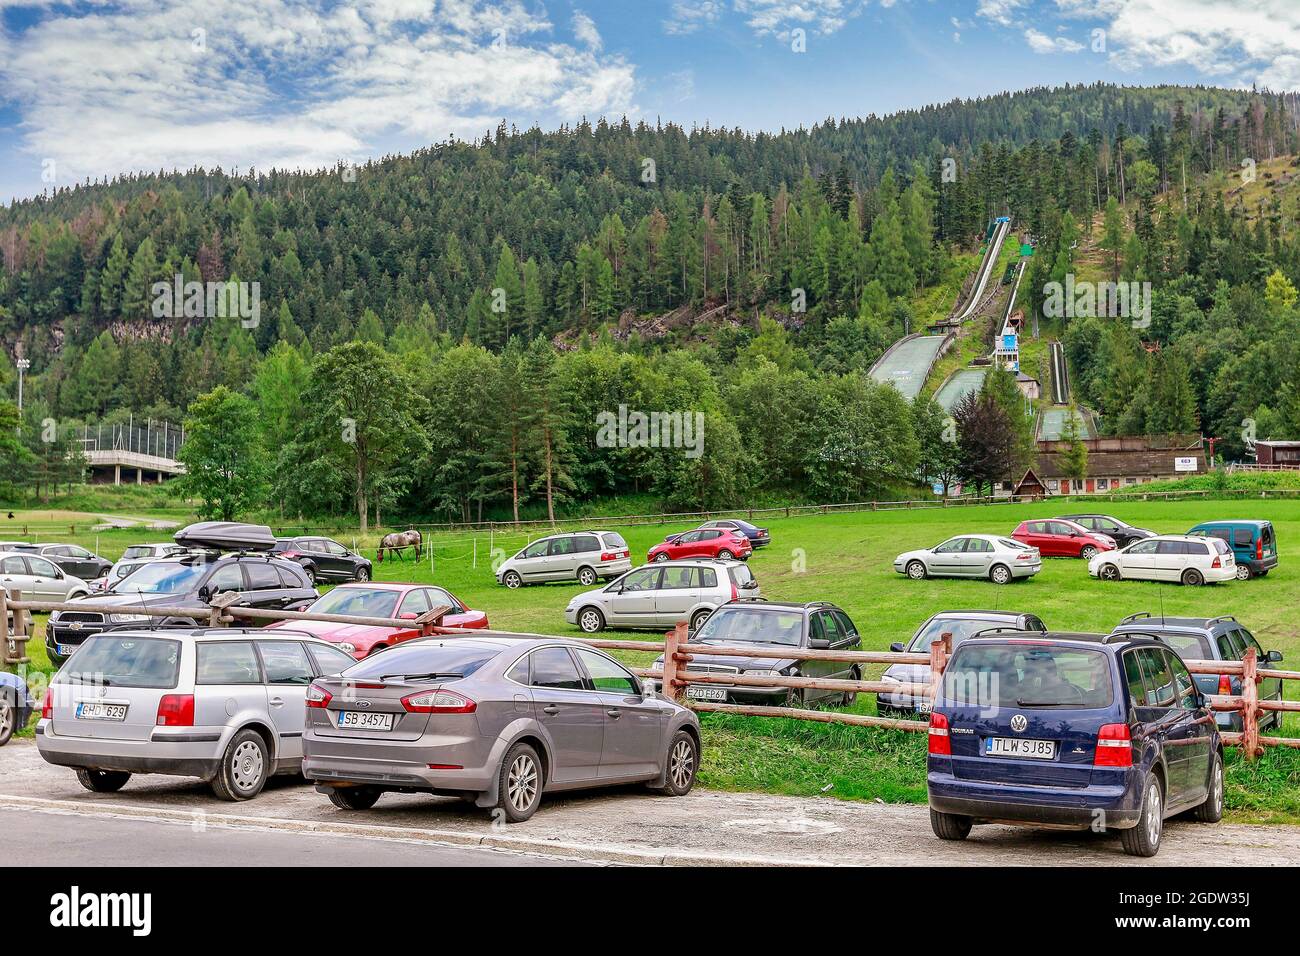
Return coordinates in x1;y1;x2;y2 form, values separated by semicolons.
810;638;831;650
198;585;211;601
398;612;418;620
890;641;906;653
639;679;654;700
1267;650;1284;663
1196;692;1209;710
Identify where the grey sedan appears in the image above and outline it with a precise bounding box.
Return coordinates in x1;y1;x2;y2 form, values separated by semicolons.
893;534;1041;584
303;637;700;822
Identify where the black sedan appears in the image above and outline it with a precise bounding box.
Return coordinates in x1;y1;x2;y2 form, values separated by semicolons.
272;536;373;583
652;601;860;707
696;518;771;548
1059;514;1156;549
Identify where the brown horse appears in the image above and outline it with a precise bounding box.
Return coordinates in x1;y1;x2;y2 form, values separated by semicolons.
377;529;422;562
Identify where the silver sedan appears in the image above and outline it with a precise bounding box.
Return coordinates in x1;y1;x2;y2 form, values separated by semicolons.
893;534;1041;584
303;636;701;822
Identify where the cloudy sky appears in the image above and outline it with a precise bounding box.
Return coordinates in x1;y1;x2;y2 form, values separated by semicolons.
1;0;1298;202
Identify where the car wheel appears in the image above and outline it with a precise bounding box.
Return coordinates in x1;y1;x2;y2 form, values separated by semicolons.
784;683;804;708
578;607;605;633
495;741;543;823
654;552;670;563
1235;565;1251;581
689;608;712;633
210;728;269;801
0;699;14;746
577;566;598;587
354;566;371;583
842;667;861;707
303;564;316;585
1100;563;1121;582
502;570;523;589
930;808;972;841
906;560;927;580
75;768;131;793
1079;545;1098;561
1181;568;1204;586
653;729;699;796
327;786;382;811
717;549;735;561
989;563;1011;585
1120;777;1164;857
1193;752;1224;823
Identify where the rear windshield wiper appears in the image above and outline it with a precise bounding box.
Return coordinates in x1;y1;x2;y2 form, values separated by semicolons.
62;674;113;686
1015;698;1070;707
378;672;464;681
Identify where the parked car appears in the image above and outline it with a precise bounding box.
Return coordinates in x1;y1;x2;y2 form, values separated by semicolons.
302;636;700;822
271;536;373;583
92;555;163;593
0;542;111;581
1187;519;1278;580
1059;514;1156;549
893;534;1041;584
650;601;861;707
0;670;36;746
878;610;1047;715
927;631;1222;857
45;551;318;665
0;550;91;603
565;559;760;633
1110;613;1285;732
267;582;489;659
120;543;191;561
1089;534;1235;586
495;531;632;588
647;528;752;563
696;519;771;548
1011;518;1116;559
36;628;357;800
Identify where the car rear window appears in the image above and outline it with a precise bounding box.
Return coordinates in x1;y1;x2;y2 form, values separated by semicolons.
600;532;627;550
729;564;756;588
343;642;498;679
1262;524;1275;547
61;636;181;689
909;618;1018;652
945;644;1114;709
1149;631;1212;659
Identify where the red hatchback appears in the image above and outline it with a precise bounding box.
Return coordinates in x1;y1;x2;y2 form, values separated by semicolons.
267;582;489;659
1012;519;1117;559
647;528;753;562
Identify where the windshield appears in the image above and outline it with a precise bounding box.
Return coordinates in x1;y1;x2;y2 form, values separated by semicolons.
909;618;1022;652
109;562;205;594
945;644;1114;709
60;636;181;689
307;587;400;619
693;608;804;646
121;546;153;560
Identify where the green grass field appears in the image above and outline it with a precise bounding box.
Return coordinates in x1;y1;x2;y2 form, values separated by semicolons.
8;495;1300;820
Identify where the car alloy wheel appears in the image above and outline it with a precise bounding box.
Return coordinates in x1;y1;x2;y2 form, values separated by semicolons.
578;567;597;586
1100;563;1120;581
355;566;371;582
1080;546;1097;561
906;560;926;580
1144;781;1162;847
669;737;695;790
0;701;13;746
990;564;1011;585
503;571;522;588
654;552;669;562
1236;565;1251;581
230;739;265;795
717;549;734;561
690;609;712;632
507;752;539;815
579;608;604;633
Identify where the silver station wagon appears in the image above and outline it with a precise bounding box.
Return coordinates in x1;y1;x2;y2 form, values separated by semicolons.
564;559;760;633
37;628;358;801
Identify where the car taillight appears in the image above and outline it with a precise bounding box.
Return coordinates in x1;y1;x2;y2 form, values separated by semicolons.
156;694;194;727
1257;538;1263;560
401;689;476;714
1218;674;1232;696
1094;723;1132;767
306;682;333;709
730;580;738;601
1211;555;1221;568
41;689;54;720
601;552;615;561
928;712;951;755
1016;553;1032;560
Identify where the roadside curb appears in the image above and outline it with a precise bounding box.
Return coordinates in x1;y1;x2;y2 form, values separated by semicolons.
1;794;818;867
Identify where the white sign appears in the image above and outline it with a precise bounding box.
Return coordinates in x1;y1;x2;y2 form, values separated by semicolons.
1174;457;1198;473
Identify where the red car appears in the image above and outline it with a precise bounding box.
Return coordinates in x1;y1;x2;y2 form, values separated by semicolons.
267;582;488;660
1011;519;1117;559
647;528;753;562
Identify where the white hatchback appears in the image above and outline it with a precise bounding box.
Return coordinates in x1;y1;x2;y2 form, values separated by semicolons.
1089;534;1235;586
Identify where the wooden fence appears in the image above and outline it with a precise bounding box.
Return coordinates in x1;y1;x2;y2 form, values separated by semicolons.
4;596;1298;759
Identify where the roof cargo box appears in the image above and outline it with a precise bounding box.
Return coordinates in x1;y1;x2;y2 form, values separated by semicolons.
174;521;277;552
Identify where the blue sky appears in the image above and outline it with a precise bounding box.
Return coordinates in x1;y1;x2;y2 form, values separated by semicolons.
1;0;1297;203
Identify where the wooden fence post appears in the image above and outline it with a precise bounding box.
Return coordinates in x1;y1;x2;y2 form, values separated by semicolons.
207;591;242;628
1242;647;1261;759
927;632;952;709
662;621;688;702
7;589;28;665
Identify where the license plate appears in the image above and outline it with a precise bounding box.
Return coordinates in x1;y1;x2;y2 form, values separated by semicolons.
917;700;932;714
56;645;73;657
76;702;127;721
337;711;395;731
686;686;727;702
985;737;1056;760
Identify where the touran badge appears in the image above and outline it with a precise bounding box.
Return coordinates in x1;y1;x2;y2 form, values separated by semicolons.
1010;714;1028;732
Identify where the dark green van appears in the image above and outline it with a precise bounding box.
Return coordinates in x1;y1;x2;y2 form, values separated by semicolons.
1187;520;1277;580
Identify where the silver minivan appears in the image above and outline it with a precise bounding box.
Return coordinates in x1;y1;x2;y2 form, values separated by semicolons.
36;628;357;801
564;559;760;633
0;550;92;602
495;530;632;588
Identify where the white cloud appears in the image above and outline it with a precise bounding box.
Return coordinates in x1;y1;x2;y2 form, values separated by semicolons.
0;0;636;190
976;0;1028;27
1024;27;1084;54
734;0;866;38
663;0;724;36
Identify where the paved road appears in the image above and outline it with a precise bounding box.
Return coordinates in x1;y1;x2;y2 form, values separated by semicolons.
0;806;585;866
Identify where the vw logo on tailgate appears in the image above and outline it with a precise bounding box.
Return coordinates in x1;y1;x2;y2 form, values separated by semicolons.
1010;714;1028;733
